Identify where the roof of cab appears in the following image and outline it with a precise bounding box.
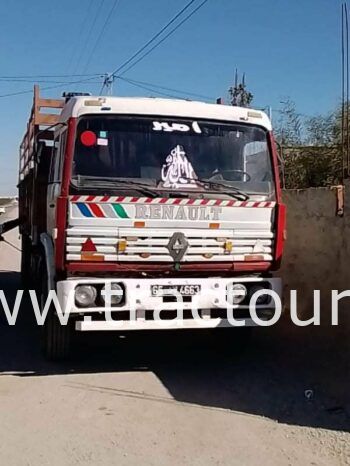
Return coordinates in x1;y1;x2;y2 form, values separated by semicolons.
59;96;272;131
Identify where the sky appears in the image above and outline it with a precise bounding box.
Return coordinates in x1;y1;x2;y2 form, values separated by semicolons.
0;0;342;194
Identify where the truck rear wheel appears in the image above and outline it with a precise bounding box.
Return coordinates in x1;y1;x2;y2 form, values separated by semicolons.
40;265;71;361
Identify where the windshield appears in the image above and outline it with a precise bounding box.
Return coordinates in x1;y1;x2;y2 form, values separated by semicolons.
72;115;275;196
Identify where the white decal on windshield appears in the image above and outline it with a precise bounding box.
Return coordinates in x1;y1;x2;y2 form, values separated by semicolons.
191;121;202;134
161;145;198;188
152;121;202;133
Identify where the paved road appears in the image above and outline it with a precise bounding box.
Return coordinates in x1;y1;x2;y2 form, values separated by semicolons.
0;206;349;465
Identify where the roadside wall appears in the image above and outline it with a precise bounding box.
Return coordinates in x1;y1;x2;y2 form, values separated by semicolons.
279;183;350;326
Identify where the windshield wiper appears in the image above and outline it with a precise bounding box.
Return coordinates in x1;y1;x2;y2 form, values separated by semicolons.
72;175;159;198
72;175;249;201
179;177;249;201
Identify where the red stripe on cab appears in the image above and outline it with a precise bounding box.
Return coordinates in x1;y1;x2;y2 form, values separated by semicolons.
89;203;105;218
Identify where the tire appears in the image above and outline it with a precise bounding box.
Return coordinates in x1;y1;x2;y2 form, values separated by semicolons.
40;264;71;361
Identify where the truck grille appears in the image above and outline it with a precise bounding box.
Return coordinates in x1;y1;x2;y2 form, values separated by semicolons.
66;228;273;262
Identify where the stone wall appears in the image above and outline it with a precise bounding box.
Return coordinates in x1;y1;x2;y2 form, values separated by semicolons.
279;184;350;329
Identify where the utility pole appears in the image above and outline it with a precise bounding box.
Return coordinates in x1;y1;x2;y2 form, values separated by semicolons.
267;105;272;122
101;73;115;96
341;2;350;178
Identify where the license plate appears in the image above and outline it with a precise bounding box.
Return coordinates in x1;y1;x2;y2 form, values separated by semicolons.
151;284;201;297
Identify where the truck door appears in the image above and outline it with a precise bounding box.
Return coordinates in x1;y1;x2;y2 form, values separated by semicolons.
47;131;67;237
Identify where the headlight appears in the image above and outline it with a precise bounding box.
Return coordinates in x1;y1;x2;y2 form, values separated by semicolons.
75;285;97;307
249;285;270;305
101;283;124;306
227;283;247;304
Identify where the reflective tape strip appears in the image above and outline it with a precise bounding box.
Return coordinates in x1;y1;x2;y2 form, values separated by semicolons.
70;196;276;208
76;203;93;218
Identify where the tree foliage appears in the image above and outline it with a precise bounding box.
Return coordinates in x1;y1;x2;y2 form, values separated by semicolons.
275;99;303;146
228;73;254;107
229;83;254;107
275;100;343;189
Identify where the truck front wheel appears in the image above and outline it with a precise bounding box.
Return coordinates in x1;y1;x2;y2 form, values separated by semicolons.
40;265;71;361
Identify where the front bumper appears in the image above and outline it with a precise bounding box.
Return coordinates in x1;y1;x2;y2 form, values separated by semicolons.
57;276;282;331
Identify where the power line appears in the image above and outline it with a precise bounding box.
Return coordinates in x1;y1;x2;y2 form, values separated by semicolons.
118;76;214;101
118;76;187;99
66;0;95;73
0;78;102;84
72;0;106;75
111;0;198;77
0;73;102;78
117;0;209;76
82;0;121;74
0;76;101;99
0;75;214;103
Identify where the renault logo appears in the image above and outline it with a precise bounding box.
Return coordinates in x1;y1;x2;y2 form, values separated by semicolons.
167;232;189;262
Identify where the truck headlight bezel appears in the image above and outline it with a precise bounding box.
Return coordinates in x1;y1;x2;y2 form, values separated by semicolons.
75;285;98;308
100;282;125;306
249;285;271;305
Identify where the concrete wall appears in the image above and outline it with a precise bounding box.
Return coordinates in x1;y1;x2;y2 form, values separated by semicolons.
279;184;350;328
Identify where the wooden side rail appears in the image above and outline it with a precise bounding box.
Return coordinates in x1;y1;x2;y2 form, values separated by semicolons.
19;85;64;178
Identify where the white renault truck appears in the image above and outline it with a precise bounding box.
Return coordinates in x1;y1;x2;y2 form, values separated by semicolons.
17;86;285;359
